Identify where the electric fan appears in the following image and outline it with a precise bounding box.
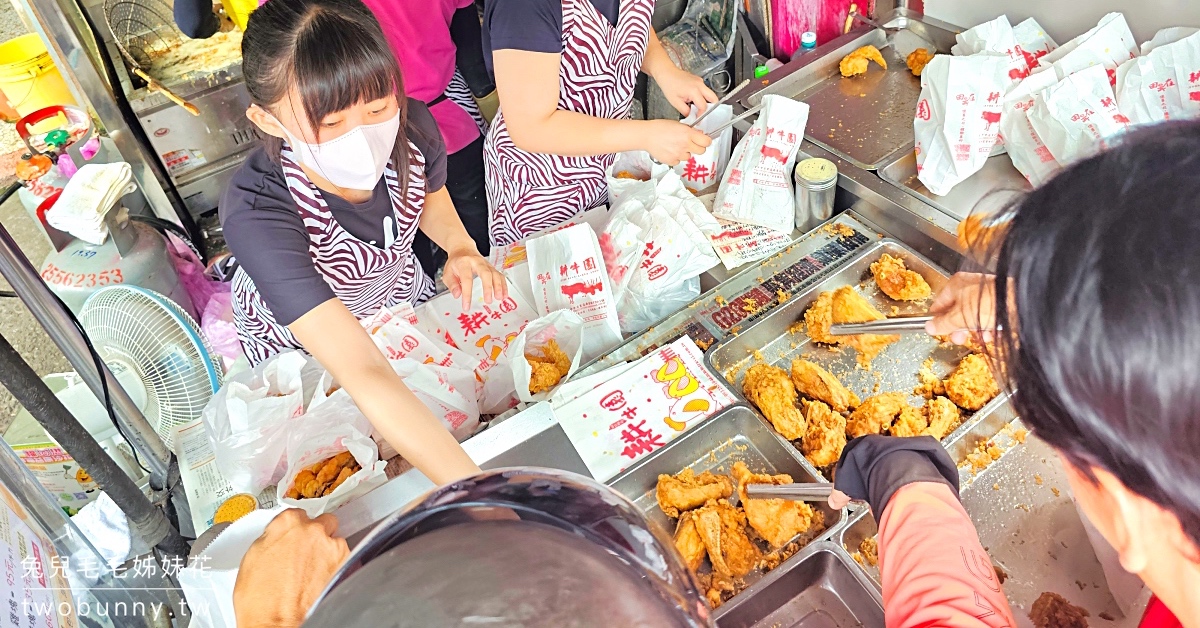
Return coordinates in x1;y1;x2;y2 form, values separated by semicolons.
77;285;224;449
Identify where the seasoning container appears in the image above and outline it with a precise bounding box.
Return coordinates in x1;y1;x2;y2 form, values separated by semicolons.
794;157;838;231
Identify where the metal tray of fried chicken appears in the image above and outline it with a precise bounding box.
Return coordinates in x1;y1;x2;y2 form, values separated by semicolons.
706;239;1009;479
607;404;843;610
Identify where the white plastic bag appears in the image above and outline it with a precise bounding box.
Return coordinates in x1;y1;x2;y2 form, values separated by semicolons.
1140;26;1200;55
1116;30;1200;127
675;103;734;194
507;309;585;403
276;392;388;517
202;350;314;494
950;15;1030;84
713;95;809;234
607;151;667;209
1029;65;1129;165
389;360;481;440
526;223;623;361
1041;13;1137;83
914;54;1009;196
1012;17;1057;69
1000;70;1062;187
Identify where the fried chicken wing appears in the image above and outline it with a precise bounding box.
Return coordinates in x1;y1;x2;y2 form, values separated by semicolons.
527;339;572;394
732;462;822;549
800;399;847;467
743;364;806;440
944;353;1000;411
847;392;910;438
840;45;887;77
906;48;934;76
804;291;837;344
656;468;735;518
870;253;932;301
790;359;860;412
694;500;758;579
673;511;707;572
831;286;900;366
925;396;962;439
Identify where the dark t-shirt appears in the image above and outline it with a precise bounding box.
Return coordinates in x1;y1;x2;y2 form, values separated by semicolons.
483;0;619;73
220;100;446;326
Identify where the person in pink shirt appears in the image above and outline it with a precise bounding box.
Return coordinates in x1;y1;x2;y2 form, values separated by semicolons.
359;0;494;269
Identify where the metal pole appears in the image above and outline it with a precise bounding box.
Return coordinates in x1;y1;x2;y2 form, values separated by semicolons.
0;330;190;556
0;220;172;486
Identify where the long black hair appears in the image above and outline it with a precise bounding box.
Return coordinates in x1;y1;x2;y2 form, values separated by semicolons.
241;0;412;195
990;120;1200;553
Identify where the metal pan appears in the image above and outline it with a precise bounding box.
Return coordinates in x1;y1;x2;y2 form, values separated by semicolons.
877;149;1030;220
714;541;884;627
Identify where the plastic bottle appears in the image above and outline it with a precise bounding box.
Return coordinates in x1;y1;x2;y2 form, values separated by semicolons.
754;58;785;78
800;32;818;53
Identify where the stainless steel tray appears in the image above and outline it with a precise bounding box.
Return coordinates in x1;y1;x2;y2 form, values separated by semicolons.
877;148;1030;220
607;404;842;541
835;509;881;589
747;9;960;170
715;541;884;627
706;239;1005;476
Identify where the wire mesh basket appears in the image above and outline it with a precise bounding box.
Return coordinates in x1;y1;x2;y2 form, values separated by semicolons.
103;0;182;69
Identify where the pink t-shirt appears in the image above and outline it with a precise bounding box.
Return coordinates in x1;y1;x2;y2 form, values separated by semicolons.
360;0;480;154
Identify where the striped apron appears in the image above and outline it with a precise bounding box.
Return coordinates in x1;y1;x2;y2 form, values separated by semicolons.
483;0;653;247
231;142;437;365
445;69;488;136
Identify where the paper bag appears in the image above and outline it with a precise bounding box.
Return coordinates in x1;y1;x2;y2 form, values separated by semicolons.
1012;17;1057;70
421;276;539;377
1140;26;1200;55
277;393;388;517
508;309;585;403
712;95;809;234
1116;30;1200;127
177;508;286;628
676;103;734;194
1041;13;1137;84
950;15;1031;84
526;223;623;361
389;360;481;440
1000;70;1063;187
1029;65;1129;165
914;54;1010;196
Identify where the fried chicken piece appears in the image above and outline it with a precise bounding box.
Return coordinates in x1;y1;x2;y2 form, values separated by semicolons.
889;404;929;438
831;286;900;366
847;392;909;438
326;465;356;495
858;536;879;567
800;399;847;468
870;254;932;301
790;359;860;412
925;396;962;439
1029;592;1089;628
694;500;758;579
655;468;734;518
840;44;888;77
944;353;1000;411
527;339;572;394
673;511;707;572
732;462;822;549
803;291;836;344
906;48;934;76
914;359;946;398
743;363;806;440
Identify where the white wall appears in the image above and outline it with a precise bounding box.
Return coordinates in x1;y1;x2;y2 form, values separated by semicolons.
924;0;1200;43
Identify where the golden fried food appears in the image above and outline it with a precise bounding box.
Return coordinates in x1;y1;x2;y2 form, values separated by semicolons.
527;339;571;394
674;511;707;572
858;537;879;567
889;404;929;438
957;212;1011;256
655;468;734;518
870;254;932;301
840;45;888;77
803;291;836;344
1029;592;1089;628
925;396;962;439
743;364;806;440
213;494;257;524
694;500;759;580
831;286;900;366
944;353;1000;411
732;462;822;549
286;451;361;500
906;48;934;76
914;359;946;398
790;359;860;412
800;399;847;467
847;392;910;439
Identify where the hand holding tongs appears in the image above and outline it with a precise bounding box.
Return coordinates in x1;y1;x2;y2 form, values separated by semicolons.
704;103;765;138
688;79;750;128
745;482;836;501
828;315;932;336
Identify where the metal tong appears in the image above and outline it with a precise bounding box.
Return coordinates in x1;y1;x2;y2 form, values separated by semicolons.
705;103;765;138
688;79;750;128
828;315;932;336
745;482;835;501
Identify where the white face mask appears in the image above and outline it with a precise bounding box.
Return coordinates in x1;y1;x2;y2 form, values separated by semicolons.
274;110;401;190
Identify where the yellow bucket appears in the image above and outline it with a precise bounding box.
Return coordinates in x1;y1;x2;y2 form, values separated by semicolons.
0;34;76;118
221;0;259;31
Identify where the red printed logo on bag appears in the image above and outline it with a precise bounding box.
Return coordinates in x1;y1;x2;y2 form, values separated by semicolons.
601;391;626;411
401;335;419;353
981;110;1002;128
917;99;931;121
647;265;668;281
446;411;468;429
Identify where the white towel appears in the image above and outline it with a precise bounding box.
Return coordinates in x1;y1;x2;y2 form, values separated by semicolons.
46;162;134;245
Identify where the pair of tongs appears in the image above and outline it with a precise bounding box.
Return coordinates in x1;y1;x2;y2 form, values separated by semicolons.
828;314;932;336
745;482;835;501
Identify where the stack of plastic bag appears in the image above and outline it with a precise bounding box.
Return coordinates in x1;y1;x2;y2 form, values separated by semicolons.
951;15;1035;86
45;162;135;245
1116;29;1200;127
1012;17;1058;69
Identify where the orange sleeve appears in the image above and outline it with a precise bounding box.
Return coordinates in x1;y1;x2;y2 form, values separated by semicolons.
878;482;1016;628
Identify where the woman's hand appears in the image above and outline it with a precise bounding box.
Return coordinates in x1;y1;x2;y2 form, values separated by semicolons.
644;120;713;166
233;509;349;628
926;272;998;345
654;67;719;117
443;248;508;310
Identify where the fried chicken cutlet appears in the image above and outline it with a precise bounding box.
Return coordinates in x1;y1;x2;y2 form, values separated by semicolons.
840;45;887;77
906;48;934;76
655;468;734;518
732;462;822;549
870;253;932;301
847;392;911;439
693;499;758;582
944;353;1000;411
526;339;571;394
673;511;707;572
831;286;900;366
743;364;806;440
800;399;847;467
790;359;860;412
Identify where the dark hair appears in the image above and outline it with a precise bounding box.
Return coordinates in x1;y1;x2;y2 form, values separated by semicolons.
241;0;411;194
990;120;1200;553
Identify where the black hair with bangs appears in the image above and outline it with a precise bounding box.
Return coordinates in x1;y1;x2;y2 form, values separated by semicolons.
241;0;411;193
988;120;1200;554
